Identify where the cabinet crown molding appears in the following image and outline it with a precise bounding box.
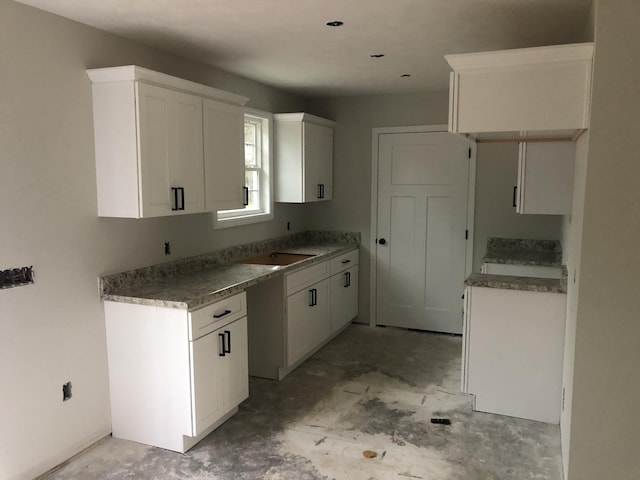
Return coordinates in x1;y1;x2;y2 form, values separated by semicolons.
273;112;336;127
87;65;248;106
445;42;593;71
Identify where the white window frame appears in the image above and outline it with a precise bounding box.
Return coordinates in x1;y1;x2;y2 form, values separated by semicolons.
213;109;274;229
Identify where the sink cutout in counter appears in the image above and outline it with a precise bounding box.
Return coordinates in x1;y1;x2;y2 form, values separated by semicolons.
235;252;315;266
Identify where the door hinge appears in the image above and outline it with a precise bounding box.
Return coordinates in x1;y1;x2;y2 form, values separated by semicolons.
465;229;469;240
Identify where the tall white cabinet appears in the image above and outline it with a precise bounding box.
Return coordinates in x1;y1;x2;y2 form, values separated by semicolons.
87;66;248;218
274;113;335;203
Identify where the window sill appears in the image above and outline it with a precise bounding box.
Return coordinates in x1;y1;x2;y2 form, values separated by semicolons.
213;211;274;229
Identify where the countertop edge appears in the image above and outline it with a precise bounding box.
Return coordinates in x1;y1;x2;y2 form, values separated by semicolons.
465;272;567;294
102;243;359;310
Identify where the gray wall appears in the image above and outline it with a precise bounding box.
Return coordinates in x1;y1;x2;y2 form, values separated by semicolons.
306;94;563;323
0;2;307;479
566;1;640;478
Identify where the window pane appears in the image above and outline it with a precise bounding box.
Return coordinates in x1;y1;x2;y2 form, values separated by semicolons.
244;122;256;145
244;120;259;168
245;144;256;166
245;170;260;210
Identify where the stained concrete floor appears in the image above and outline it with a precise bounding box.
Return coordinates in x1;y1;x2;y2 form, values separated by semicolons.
45;325;562;479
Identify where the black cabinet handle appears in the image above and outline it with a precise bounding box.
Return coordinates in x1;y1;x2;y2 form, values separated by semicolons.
243;186;249;206
179;187;185;211
213;309;232;319
218;332;226;357
378;238;387;245
317;184;325;199
341;259;351;264
171;187;179;211
309;288;317;307
224;330;231;354
512;186;517;208
344;271;351;288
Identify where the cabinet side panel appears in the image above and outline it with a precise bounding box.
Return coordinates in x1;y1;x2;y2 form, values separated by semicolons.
104;302;192;451
274;121;303;202
466;287;566;423
246;278;284;379
91;82;140;218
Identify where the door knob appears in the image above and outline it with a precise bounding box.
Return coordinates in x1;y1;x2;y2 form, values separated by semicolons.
378;238;387;245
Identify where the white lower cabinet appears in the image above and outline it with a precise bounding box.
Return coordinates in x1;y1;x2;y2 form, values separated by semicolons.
462;286;566;424
247;248;359;380
104;292;248;453
287;279;329;366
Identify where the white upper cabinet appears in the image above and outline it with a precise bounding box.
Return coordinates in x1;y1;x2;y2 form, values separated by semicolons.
274;113;335;203
515;141;575;215
445;43;594;135
203;98;245;212
87;66;247;218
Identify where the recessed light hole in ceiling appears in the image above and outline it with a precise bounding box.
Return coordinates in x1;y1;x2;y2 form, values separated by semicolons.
326;20;344;27
370;54;385;58
401;74;411;77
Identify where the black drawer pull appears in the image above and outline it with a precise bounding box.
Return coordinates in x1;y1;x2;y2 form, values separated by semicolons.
224;330;231;354
341;259;351;264
179;187;185;211
309;288;318;307
218;332;226;357
512;185;517;208
317;184;325;199
213;309;232;319
171;187;179;211
344;271;351;288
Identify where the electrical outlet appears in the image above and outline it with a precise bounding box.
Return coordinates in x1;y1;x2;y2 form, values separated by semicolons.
164;242;171;255
63;382;72;402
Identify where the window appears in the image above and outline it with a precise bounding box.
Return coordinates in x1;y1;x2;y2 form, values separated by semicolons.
214;109;273;228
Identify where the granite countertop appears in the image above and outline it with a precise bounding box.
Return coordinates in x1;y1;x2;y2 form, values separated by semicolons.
101;232;359;310
482;237;562;267
465;272;566;294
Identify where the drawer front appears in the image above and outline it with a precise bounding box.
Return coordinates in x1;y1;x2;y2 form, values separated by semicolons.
329;249;359;275
286;261;329;296
189;292;247;341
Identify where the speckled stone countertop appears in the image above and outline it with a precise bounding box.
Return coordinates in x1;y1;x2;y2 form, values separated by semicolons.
465;273;566;294
101;231;359;310
482;237;562;267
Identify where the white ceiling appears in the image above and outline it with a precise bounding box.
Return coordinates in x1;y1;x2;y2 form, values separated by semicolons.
16;0;592;97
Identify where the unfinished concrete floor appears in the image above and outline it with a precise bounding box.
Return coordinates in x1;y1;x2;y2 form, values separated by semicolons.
45;325;562;479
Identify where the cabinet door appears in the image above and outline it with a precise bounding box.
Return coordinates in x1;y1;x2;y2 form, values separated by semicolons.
287;280;329;366
137;82;173;217
329;266;358;335
516;142;575;215
190;330;224;436
137;83;204;217
218;316;249;411
203;99;245;212
171;91;205;214
303;122;333;202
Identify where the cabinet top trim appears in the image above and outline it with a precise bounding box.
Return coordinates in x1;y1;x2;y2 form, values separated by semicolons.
87;65;249;106
273;112;336;127
445;42;594;71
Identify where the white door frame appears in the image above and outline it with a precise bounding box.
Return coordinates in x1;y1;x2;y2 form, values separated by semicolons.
369;125;477;328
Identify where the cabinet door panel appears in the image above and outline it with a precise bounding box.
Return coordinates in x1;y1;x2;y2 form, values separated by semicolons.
219;316;249;410
287;280;329;366
172;91;204;214
303;122;333;202
138;83;172;217
329;266;358;335
190;331;223;436
204;99;245;212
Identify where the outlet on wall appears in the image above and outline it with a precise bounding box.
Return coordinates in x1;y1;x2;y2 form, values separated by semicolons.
62;381;72;402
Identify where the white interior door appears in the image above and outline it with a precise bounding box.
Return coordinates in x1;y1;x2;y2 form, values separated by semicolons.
375;131;471;334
